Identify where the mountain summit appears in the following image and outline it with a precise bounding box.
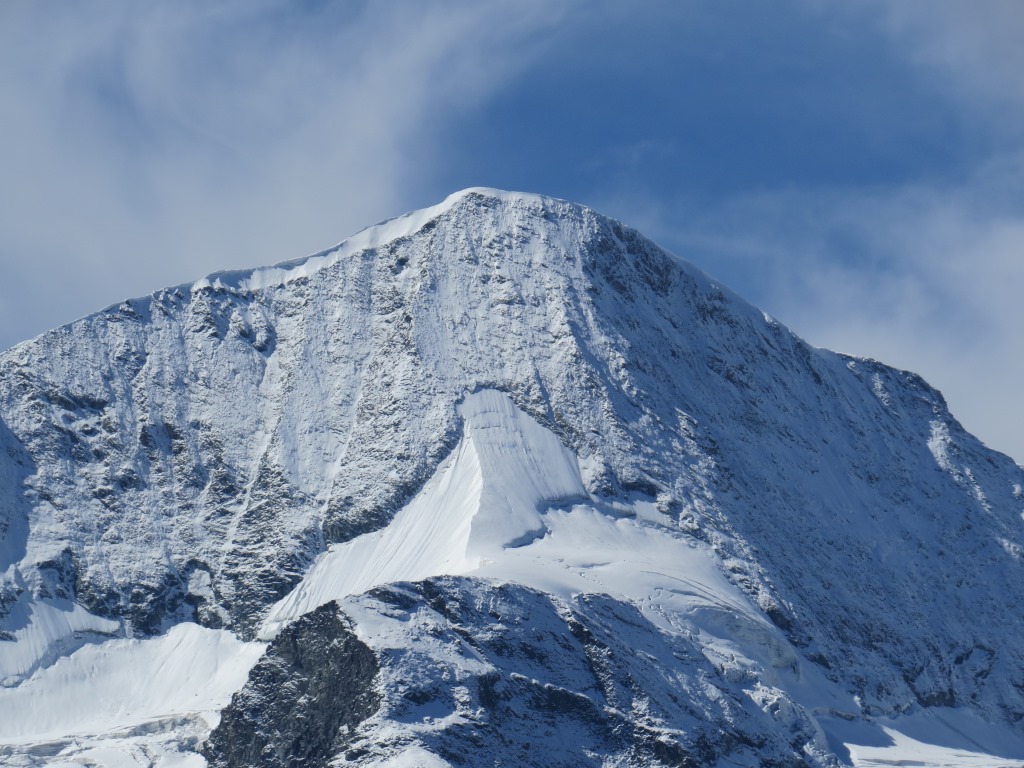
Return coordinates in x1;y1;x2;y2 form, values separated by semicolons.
1;189;1023;766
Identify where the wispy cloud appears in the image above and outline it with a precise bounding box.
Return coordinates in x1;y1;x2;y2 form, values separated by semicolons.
0;0;569;350
869;0;1024;120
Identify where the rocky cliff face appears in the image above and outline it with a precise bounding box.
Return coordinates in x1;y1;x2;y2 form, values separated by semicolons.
1;189;1023;766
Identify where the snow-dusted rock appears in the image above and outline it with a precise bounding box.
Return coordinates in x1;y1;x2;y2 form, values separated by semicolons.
225;578;815;768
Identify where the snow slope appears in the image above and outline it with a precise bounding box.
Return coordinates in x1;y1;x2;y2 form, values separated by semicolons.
1;188;1023;765
262;389;585;632
0;622;263;766
261;388;787;675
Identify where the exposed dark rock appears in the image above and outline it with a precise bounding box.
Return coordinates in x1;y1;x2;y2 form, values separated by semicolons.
204;601;380;768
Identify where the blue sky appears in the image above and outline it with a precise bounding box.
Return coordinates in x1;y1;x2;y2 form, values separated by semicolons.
1;0;1022;460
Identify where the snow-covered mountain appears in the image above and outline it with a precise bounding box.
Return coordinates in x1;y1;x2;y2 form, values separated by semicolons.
1;189;1023;767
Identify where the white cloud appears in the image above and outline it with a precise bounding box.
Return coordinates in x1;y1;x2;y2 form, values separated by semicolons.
0;0;569;350
765;1;1024;461
870;0;1024;120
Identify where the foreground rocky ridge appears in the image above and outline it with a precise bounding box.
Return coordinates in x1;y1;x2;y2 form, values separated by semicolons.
204;601;379;768
211;578;817;768
1;189;1023;765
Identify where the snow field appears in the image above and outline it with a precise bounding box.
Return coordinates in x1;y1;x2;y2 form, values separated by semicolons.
0;622;263;745
261;390;771;658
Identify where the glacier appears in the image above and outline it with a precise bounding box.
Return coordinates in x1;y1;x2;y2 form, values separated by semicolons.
1;188;1023;766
